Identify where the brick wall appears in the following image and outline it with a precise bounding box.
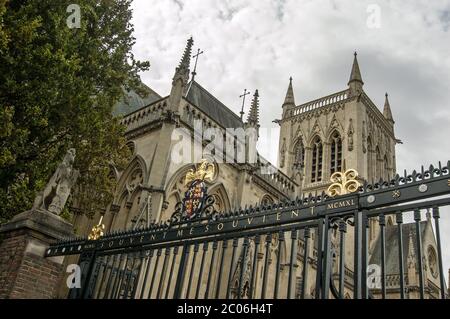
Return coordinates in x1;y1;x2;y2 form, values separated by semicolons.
0;229;65;299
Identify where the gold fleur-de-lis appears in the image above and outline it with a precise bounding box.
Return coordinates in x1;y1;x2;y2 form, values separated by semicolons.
327;169;361;197
184;159;216;186
88;216;105;241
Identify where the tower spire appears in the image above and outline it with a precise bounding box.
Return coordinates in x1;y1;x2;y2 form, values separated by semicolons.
246;90;260;127
348;52;364;94
383;92;394;123
283;76;295;106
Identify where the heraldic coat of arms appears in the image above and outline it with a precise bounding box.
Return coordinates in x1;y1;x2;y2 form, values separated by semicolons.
181;159;215;219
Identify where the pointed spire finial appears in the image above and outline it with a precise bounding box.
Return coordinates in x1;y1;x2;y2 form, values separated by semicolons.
179;36;194;69
348;51;364;88
246;89;260;127
172;37;194;86
283;76;295;107
383;92;394;123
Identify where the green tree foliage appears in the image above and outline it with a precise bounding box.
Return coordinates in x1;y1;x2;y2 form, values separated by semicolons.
0;0;149;224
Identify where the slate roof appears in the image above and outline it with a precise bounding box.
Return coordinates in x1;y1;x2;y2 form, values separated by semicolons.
113;83;161;116
185;81;244;129
369;221;428;275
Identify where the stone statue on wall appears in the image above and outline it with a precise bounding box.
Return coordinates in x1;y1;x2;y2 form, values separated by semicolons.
347;119;354;152
32;148;79;215
280;138;286;168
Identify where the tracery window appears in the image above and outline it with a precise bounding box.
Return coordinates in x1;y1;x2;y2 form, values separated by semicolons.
311;136;323;183
294;139;305;169
330;131;342;174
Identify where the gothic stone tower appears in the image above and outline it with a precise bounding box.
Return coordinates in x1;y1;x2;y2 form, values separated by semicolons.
277;53;397;196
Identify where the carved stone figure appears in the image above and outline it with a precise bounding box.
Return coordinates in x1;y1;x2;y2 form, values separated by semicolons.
33;148;79;215
347;119;354;152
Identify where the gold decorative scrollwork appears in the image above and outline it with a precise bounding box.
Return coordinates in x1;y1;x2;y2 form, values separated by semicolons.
327;169;361;197
88;216;105;241
184;159;216;186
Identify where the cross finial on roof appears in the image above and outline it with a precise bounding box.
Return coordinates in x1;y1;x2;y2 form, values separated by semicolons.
191;48;204;83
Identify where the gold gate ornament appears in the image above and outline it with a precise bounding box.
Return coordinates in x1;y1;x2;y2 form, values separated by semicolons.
327;169;362;197
88;215;105;241
184;159;215;186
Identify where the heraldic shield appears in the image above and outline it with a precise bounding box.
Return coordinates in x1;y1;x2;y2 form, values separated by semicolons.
182;179;208;219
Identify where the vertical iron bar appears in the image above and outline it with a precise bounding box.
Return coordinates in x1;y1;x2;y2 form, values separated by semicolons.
338;219;347;299
396;212;405;299
432;206;446;299
226;238;238;299
361;214;369;299
353;210;362;299
250;235;260;298
94;255;109;299
139;250;153;299
130;251;146;299
315;220;325;299
110;254;124;299
204;241;218;299
274;231;284;299
261;233;271;299
103;254;118;299
238;237;249;299
174;243;190;299
123;252;139;299
321;216;331;299
165;246;179;299
414;209;425;299
287;229;298;299
379;214;386;299
215;240;228;299
114;254;131;299
147;248;162;299
156;247;170;298
301;228;310;299
186;243;199;298
195;242;208;299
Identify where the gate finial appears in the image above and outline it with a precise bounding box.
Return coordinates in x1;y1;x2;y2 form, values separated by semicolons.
327;169;361;197
88;215;105;240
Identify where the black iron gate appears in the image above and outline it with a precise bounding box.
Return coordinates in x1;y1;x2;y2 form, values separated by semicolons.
46;162;450;299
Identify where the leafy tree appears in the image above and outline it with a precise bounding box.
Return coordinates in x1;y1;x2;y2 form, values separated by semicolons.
0;0;149;224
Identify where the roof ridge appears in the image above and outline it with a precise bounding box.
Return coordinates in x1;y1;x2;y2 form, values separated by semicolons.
187;81;243;123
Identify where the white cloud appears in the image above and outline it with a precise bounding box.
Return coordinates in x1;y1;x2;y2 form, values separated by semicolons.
130;0;450;287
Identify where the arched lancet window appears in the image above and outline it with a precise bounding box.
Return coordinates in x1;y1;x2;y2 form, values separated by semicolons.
294;139;305;169
375;146;381;179
367;136;373;181
311;136;323;182
330;131;342;174
384;155;389;179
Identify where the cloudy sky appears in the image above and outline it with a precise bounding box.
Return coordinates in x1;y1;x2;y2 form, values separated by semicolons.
129;0;450;287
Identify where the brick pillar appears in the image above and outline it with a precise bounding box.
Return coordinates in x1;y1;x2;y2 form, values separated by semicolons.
0;209;73;299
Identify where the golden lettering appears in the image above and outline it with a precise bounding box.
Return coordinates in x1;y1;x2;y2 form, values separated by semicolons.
291;211;299;218
150;234;156;240
177;229;183;237
189;227;194;235
232;220;238;228
247;217;254;225
276;213;281;221
205;225;209;232
217;223;224;231
108;241;114;247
